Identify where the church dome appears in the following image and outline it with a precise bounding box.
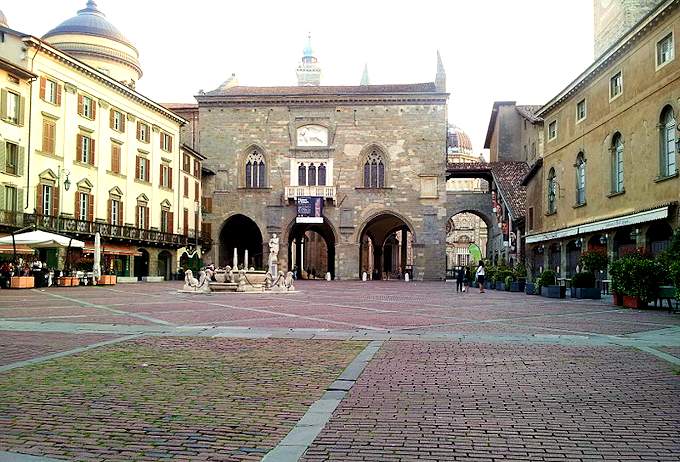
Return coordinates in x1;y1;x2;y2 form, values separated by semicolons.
447;124;474;157
42;1;142;86
0;10;8;28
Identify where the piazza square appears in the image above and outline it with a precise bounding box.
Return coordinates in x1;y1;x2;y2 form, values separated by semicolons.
1;0;680;461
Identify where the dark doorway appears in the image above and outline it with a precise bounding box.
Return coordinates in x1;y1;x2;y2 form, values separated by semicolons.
134;248;149;280
219;215;264;269
359;213;413;280
288;219;335;279
158;250;172;280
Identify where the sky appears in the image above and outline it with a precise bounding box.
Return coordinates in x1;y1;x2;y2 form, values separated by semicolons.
5;0;595;156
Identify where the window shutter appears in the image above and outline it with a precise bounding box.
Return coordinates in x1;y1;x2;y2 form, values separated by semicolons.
91;100;97;120
167;211;174;234
0;187;5;213
36;185;43;215
135;156;140;179
39;77;46;100
159;164;164;186
146;159;151;182
18;96;25;127
118;202;124;226
77;94;84;116
136;122;141;140
76;135;83;162
107;199;112;224
0;89;7;120
183;209;188;236
184;177;188;197
52;184;60;217
120;113;125;133
195;182;199;201
74;193;81;220
109;109;114;129
135;205;140;228
88;194;94;222
17;146;24;176
169;136;173;152
56;83;62;106
169;167;173;189
160;133;163;149
0;142;5;174
16;188;23;213
90;139;96;165
42;121;49;152
144;206;149;230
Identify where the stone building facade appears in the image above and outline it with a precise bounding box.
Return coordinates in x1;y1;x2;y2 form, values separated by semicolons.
525;0;680;278
594;0;662;58
189;49;449;280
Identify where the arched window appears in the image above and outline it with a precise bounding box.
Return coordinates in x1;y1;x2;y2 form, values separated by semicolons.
298;164;306;186
363;150;385;188
308;163;317;186
318;163;327;186
245;150;266;188
575;152;586;205
611;133;624;193
660;106;677;177
547;167;557;214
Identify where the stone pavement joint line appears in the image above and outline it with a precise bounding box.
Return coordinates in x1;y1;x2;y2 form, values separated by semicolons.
262;340;384;462
636;345;680;366
0;451;63;462
0;334;142;373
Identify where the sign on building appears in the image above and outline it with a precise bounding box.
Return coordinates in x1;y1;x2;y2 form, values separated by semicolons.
296;197;324;224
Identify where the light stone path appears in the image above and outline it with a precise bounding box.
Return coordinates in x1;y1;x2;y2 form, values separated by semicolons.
1;281;679;461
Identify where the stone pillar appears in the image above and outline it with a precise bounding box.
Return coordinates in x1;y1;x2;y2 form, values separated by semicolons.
400;227;408;274
542;245;548;274
335;241;359;280
635;224;649;252
147;248;160;277
295;238;302;274
559;241;567;279
606;232;615;278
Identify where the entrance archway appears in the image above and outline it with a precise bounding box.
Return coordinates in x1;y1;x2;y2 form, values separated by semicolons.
134;248;149;280
359;212;414;280
288;218;336;279
158;250;172;280
446;211;489;278
219;214;263;269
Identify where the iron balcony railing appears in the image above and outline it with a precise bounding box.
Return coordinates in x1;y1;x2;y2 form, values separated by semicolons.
0;209;213;248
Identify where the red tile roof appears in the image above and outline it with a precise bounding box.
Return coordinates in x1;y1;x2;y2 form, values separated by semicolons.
515;105;543;123
490;161;531;219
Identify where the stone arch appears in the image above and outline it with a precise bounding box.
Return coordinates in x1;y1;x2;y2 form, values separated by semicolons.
218;213;264;269
446;209;492;268
356;209;416;245
286;215;338;279
357;210;416;279
239;143;270;188
358;143;390;188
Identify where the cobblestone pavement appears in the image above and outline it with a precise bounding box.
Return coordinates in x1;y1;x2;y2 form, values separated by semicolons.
0;281;679;461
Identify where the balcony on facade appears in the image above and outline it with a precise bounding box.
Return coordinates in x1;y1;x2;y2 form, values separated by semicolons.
0;209;212;249
285;185;336;202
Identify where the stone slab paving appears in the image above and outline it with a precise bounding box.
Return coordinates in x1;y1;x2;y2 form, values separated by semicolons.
302;341;680;462
0;337;366;462
0;331;120;366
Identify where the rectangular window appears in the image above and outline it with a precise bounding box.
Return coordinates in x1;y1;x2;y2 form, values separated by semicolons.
79;193;88;221
528;207;534;231
42;78;59;104
5;186;17;212
610;71;622;99
161;210;169;233
137;156;150;182
111;200;119;225
6;90;20;124
160;132;173;152
110;109;124;132
183;153;191;172
548;121;557;140
194;160;200;177
576;99;586;121
79;95;95;119
137;122;149;142
42;119;56;154
42;184;52;216
78;135;94;165
137;205;147;229
657;32;674;67
5;142;18;175
111;144;121;174
184;177;189;198
160;164;171;188
194;181;199;201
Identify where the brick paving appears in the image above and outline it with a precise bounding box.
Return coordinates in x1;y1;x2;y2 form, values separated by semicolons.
302;342;680;461
0;337;366;461
0;282;679;461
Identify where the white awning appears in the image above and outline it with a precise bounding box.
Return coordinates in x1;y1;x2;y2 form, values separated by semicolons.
0;230;85;249
525;206;670;244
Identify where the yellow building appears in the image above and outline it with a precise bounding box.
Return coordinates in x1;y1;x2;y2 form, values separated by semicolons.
0;2;207;279
524;0;680;278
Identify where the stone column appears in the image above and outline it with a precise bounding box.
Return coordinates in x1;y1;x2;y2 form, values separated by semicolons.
635;224;649;252
147;248;160;277
559;241;567;279
606;232;615;278
336;240;359;280
401;227;408;275
542;245;549;274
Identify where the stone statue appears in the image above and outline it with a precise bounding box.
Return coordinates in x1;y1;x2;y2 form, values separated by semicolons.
268;234;279;265
237;269;247;292
284;271;295;291
264;271;273;289
182;269;211;293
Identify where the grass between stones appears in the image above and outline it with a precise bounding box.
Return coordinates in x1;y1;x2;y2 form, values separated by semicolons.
0;336;367;461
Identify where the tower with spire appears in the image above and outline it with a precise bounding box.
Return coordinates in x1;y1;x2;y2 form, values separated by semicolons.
435;50;446;92
360;64;370;86
296;33;321;86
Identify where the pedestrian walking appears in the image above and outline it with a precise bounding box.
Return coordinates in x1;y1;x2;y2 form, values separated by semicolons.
475;261;486;293
456;267;464;293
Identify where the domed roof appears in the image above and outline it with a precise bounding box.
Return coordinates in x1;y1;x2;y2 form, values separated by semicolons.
447;124;474;156
43;1;135;50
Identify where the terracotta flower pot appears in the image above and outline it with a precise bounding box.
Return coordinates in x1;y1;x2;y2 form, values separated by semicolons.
612;292;624;306
623;295;646;309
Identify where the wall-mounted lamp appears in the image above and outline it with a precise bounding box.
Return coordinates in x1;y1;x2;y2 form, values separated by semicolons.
64;173;71;191
630;228;640;240
599;235;608;245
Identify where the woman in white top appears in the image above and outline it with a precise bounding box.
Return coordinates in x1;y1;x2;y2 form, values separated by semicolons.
475;261;486;293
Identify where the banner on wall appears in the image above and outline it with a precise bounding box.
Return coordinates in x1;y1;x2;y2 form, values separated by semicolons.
296;197;324;224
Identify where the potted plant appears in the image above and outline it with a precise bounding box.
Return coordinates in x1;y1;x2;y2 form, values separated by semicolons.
511;264;527;292
538;270;565;298
570;271;600;299
495;269;512;291
612;252;662;309
609;258;625;306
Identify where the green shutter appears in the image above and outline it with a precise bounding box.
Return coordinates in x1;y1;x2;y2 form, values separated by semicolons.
0;186;5;212
17;146;24;176
0;141;6;174
0;89;7;120
18;96;25;127
16;188;24;213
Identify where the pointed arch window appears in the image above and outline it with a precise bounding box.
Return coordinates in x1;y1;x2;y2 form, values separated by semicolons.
318;163;327;186
308;163;317;186
575;152;586;205
611;133;624;193
364;150;385;188
245;150;266;188
660;106;677;177
298;164;307;186
547;167;557;214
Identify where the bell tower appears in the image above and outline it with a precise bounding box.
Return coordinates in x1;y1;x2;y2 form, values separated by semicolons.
593;0;661;57
296;33;321;86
